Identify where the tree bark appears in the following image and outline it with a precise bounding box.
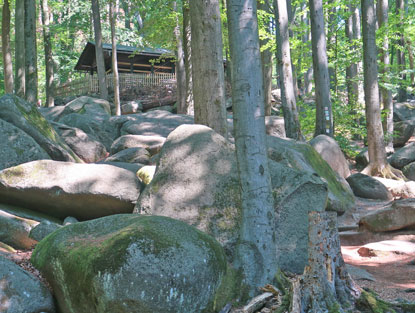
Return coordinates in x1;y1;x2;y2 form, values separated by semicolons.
407;39;415;87
361;0;398;177
182;1;194;115
227;0;277;295
258;1;273;117
40;0;55;107
15;0;25;98
274;0;302;140
345;4;359;109
174;2;186;114
91;0;109;100
396;0;407;102
309;0;333;137
24;0;38;104
189;0;227;137
327;1;337;93
2;0;14;94
377;0;393;151
110;0;120;116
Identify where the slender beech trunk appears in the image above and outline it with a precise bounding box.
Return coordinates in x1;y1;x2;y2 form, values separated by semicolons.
274;0;302;140
24;0;38;104
227;0;277;294
182;1;193;115
302;10;313;95
258;1;273;116
327;1;337;92
407;39;415;86
110;0;120;115
352;6;364;105
2;0;14;93
361;0;396;177
91;0;108;100
174;2;186;114
189;0;227;137
345;4;359;109
377;0;393;151
40;0;54;107
396;0;407;102
309;0;334;137
15;0;25;97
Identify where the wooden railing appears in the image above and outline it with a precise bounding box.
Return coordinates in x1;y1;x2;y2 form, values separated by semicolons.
55;72;176;98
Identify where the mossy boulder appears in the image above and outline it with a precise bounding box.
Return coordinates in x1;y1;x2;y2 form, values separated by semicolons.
0;94;81;162
31;214;234;313
0;160;142;220
347;173;393;201
135;125;329;274
267;135;355;214
389;142;415;169
0;119;50;171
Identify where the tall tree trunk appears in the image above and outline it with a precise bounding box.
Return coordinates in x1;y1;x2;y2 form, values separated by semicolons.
15;0;25;97
407;39;415;87
174;2;186;114
110;0;120;116
352;6;364;105
302;9;313;95
327;1;337;93
182;1;193;115
40;0;54;107
377;0;393;151
361;0;401;178
309;0;334;137
227;0;277;295
24;0;38;104
2;0;14;93
274;0;302;140
91;0;108;100
189;0;227;137
258;1;273;116
345;4;359;109
396;0;407;102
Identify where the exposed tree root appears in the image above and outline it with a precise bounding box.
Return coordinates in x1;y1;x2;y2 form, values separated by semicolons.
361;163;406;181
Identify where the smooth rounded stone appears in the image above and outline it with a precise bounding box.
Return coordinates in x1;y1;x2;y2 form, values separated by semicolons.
0;160;142;220
309;134;351;178
355;148;369;170
359;199;415;232
137;165;156;185
373;177;415;199
0;241;16;256
135;124;329;274
38;106;65;122
346;173;393;201
394;101;415;124
63;216;79;225
265;116;286;138
60;96;111;117
52;122;108;163
0;255;55;313
110;134;166;155
119;110;194;138
104;147;151;164
96;161;144;174
393;121;415;147
0;94;80;162
121;100;142;114
388;143;415;169
0;119;50;171
29;220;62;242
267;135;355;214
31;214;233;313
0;210;39;249
403;162;415;181
0;203;62;224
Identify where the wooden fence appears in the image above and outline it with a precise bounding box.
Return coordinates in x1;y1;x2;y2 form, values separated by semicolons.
55;72;176;98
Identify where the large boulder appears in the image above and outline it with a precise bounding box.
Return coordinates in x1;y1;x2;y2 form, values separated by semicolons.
0;94;81;162
346;173;393;201
394;101;415;124
115;110;194;138
0;119;50;171
135;125;329;274
110;134;166;155
265;116;286;138
403;162;415;181
56;96;116;150
31;214;233;313
393;121;414;147
355;148;369;170
52;122;108;163
267;135;355;214
359;199;415;232
0;210;38;249
309;134;351;178
373;177;415;199
0;255;55;313
388;143;415;169
0;160;142;220
38;106;65;122
104;147;151;165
